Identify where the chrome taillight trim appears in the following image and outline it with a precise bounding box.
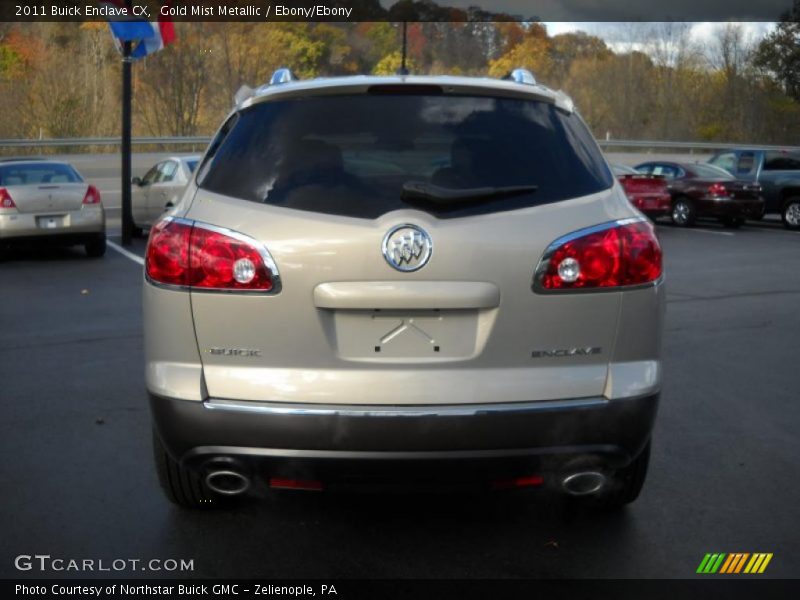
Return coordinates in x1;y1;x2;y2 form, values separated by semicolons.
145;216;282;295
532;217;662;294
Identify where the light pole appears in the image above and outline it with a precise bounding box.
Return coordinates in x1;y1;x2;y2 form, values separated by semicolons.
120;0;134;247
121;37;133;246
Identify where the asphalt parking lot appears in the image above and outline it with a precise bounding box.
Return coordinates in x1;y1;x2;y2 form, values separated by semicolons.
1;156;799;580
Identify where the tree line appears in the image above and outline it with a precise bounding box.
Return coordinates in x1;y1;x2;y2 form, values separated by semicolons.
0;13;798;145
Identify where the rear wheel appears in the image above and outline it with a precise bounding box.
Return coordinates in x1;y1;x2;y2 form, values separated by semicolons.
671;198;695;227
152;429;220;509
782;198;800;230
84;234;106;258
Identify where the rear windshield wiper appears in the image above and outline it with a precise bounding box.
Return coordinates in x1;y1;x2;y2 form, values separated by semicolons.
400;181;538;208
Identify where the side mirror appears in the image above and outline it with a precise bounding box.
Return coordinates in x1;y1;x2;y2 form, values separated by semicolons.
131;177;141;186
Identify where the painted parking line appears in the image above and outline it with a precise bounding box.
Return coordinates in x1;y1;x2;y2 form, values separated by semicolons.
107;239;144;266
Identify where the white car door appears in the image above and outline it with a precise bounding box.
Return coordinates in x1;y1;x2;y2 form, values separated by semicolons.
132;163;160;228
147;160;179;223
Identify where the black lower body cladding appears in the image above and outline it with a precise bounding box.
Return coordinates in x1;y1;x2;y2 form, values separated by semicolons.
150;393;659;480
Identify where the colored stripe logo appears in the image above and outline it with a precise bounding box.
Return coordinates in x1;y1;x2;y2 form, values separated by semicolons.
697;553;773;574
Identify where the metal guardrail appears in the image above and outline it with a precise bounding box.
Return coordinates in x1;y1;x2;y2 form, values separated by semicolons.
0;136;797;152
598;140;800;152
0;136;212;148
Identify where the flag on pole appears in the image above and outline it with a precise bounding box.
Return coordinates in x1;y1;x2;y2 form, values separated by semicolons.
101;1;176;59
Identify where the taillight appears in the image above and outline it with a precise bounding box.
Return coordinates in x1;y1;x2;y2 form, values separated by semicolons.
146;219;192;285
145;218;279;292
0;188;16;209
82;185;102;205
190;226;276;290
535;219;662;292
708;183;729;197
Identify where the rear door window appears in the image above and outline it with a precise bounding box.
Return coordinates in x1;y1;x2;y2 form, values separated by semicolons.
198;94;613;219
764;151;800;171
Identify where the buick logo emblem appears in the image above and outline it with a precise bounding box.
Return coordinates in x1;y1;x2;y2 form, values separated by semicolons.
382;224;432;272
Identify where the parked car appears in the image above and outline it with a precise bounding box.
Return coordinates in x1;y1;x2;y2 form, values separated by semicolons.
610;163;671;220
634;161;764;228
0;160;105;257
708;149;800;229
131;155;200;235
145;68;664;509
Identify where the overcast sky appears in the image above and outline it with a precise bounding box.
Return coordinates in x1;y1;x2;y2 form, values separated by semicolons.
542;22;775;47
380;0;789;21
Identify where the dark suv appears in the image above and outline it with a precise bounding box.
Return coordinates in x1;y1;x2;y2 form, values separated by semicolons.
708;149;800;229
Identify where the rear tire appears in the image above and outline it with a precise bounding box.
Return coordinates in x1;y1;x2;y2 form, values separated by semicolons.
152;429;220;509
84;235;106;258
782;198;800;230
671;198;695;227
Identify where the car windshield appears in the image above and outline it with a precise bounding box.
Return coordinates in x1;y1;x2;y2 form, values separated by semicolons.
692;163;735;180
198;93;613;219
0;163;82;185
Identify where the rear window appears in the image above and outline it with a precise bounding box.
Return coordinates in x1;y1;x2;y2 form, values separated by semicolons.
0;163;82;186
199;94;613;219
692;164;735;180
185;159;199;173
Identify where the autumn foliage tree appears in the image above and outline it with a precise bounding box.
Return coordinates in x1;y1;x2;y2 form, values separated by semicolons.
0;21;797;146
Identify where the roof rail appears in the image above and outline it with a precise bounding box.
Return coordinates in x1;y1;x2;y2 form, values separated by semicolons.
270;68;298;86
503;68;537;85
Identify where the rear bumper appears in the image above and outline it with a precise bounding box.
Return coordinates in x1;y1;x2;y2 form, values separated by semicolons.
0;207;104;240
695;196;764;218
150;392;659;477
629;196;671;218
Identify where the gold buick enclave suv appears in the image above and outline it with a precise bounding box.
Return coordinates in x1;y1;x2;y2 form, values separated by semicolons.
144;69;664;509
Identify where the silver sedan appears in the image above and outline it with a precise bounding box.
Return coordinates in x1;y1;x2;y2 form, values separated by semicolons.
131;155;199;234
0;159;106;257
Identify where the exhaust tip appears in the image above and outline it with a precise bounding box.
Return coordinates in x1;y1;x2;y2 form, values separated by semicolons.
205;470;251;496
561;471;606;496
